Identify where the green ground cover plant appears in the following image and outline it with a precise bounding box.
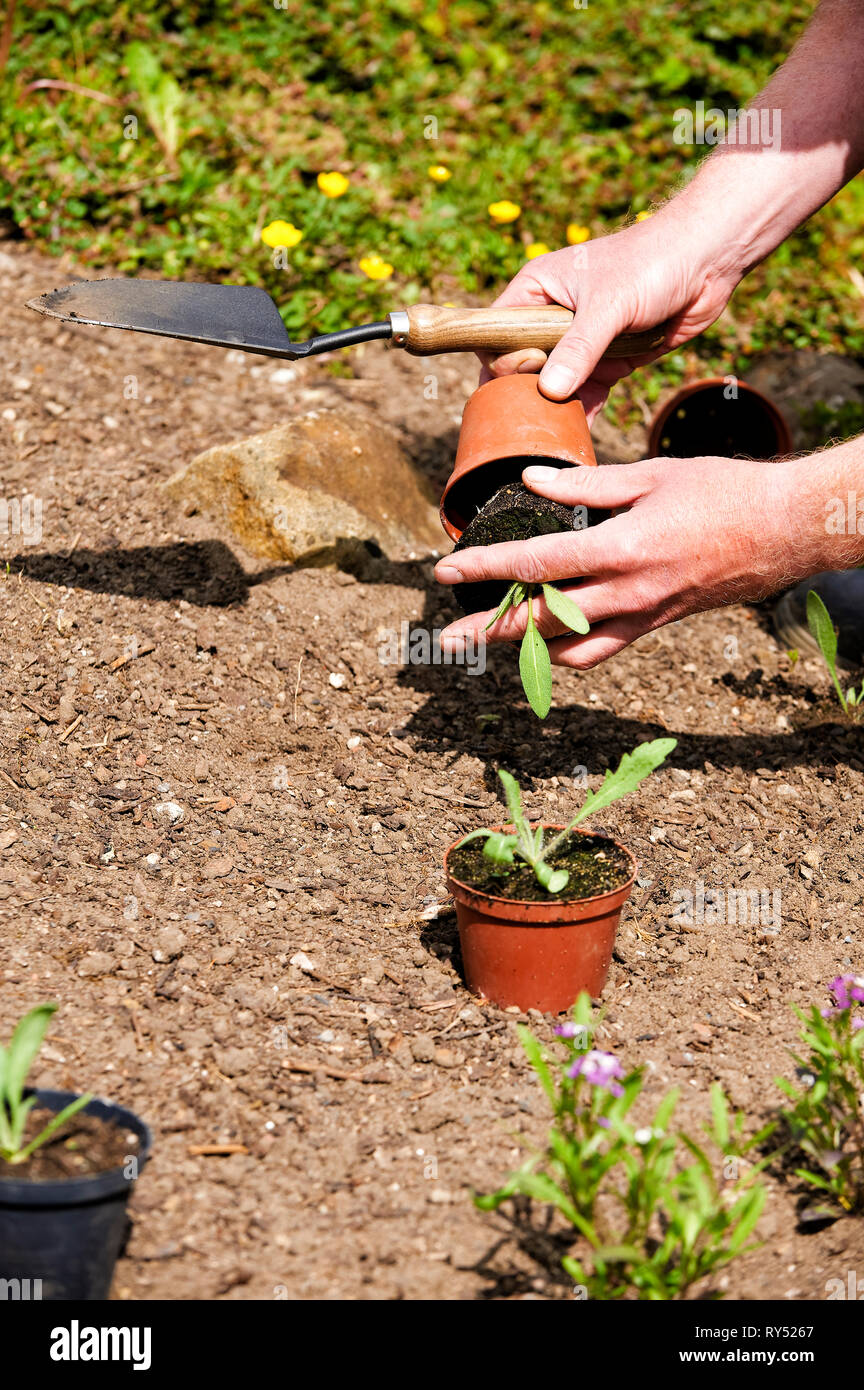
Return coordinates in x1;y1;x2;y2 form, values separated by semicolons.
778;974;864;1216
475;994;768;1299
2;2;861;428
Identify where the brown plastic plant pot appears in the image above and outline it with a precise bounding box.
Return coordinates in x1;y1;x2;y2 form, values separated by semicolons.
648;377;792;460
444;827;637;1014
440;373;597;542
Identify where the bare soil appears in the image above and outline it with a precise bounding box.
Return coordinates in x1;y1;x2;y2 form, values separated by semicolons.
2;239;864;1301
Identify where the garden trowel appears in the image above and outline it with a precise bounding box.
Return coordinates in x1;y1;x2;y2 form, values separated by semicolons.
26;277;667;361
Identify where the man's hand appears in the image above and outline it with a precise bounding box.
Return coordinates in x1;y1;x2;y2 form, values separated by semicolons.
480;219;739;420
435;457;817;671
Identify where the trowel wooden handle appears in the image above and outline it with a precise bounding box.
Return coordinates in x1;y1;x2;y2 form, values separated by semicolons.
397;304;668;358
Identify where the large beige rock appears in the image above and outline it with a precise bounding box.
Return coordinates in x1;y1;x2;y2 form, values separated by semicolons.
165;404;443;565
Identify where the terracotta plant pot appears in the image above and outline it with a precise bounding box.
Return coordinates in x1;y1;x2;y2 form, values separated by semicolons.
444;827;637;1013
648;377;792;460
440;374;597;542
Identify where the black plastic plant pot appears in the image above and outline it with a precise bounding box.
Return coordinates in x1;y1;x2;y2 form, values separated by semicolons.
0;1089;152;1301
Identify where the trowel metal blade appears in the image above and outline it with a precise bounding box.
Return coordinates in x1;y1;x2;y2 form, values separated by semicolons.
26;278;302;358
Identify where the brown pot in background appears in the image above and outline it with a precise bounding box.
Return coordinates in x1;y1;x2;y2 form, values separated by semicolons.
648;377;792;460
440;374;597;542
444;827;637;1014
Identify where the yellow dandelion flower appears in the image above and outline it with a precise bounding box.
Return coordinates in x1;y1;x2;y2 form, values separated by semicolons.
488;200;521;224
566;223;590;245
526;242;550;259
317;171;350;198
635;210;653;222
428;164;452;183
358;254;394;281
261;220;304;249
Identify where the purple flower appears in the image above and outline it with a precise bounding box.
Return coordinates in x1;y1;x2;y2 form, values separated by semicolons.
555;1021;587;1040
829;975;864;1010
567;1049;625;1097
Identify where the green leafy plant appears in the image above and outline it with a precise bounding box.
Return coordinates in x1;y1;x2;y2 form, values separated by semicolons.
125;42;184;162
806;590;864;718
458;737;677;894
475;995;768;1300
487;581;589;718
777;974;864;1216
0;1004;92;1165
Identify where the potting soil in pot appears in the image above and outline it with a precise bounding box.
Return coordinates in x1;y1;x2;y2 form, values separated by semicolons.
447;829;632;902
453;479;606;614
0;1109;141;1181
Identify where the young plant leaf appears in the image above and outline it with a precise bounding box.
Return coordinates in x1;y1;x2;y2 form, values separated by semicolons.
497;768;529;839
535;860;569;893
485;581;521;630
542;583;590;636
481;831;517;864
806;590;849;715
15;1093;93;1165
545;737;677;856
456;828;493;847
519;604;552;719
6;1004;57;1106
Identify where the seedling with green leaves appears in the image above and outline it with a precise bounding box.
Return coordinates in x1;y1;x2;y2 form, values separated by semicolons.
475;994;767;1300
486;581;589;719
806;590;864;718
458;737;677;894
0;1004;92;1165
777;975;864;1217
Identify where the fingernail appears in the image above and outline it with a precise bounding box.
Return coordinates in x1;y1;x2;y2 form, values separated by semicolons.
539;365;577;398
435;563;463;583
523;465;560;484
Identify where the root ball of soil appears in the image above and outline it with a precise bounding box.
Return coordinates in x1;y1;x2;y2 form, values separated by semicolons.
452;480;606;614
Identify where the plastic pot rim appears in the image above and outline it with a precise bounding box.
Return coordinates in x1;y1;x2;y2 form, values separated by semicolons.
0;1089;152;1208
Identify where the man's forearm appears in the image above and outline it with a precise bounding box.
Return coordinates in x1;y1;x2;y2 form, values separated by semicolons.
788;437;864;577
654;0;864;284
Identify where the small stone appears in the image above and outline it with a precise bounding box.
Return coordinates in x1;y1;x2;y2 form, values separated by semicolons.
411;1034;436;1063
290;951;316;973
433;1047;463;1069
78;951;116;978
152;926;186;962
346;736;361;750
211;945;236;965
202;856;234;879
153;801;184;826
194;758;209;783
328;672;347;689
215;1047;255;1077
